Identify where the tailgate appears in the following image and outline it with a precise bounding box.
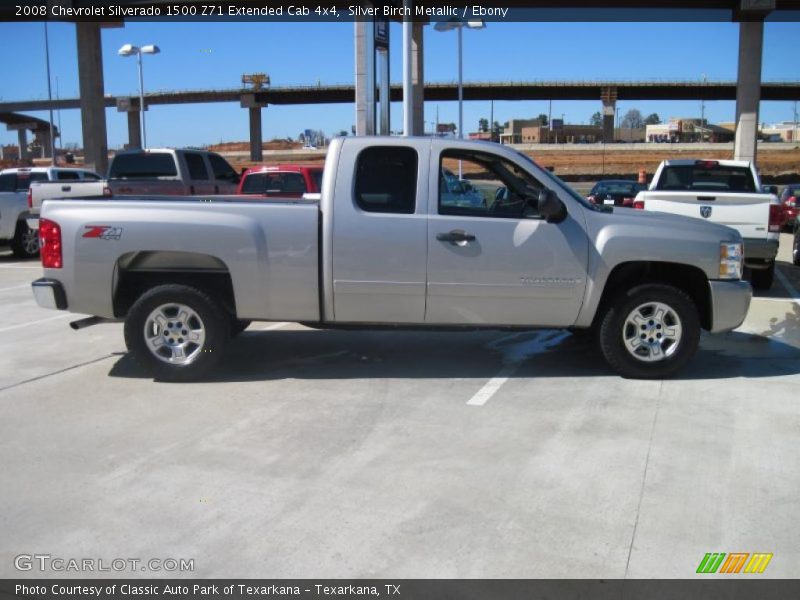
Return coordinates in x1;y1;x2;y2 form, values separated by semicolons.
640;191;771;239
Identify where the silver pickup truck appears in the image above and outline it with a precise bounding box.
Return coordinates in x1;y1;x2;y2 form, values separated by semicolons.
32;137;751;381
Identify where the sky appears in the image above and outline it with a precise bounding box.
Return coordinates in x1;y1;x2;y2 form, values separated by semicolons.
0;19;799;149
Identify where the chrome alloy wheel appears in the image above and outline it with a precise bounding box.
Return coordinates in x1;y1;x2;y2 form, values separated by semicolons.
22;226;40;255
143;303;206;365
622;301;682;363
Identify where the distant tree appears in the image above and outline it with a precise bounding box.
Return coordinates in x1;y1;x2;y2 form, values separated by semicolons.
590;111;603;127
478;118;489;132
537;113;549;127
621;109;644;129
445;122;457;134
644;113;661;125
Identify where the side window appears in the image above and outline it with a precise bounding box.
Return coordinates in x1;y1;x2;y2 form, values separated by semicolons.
0;174;15;192
438;150;544;219
56;171;80;181
83;172;102;181
354;146;417;214
184;153;209;180
208;153;238;182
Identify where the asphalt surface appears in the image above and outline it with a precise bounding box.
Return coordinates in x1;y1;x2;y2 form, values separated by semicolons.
0;236;798;579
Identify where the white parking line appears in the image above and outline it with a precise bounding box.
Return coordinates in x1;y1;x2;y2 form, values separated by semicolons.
466;330;571;407
467;363;521;406
775;267;800;306
0;313;72;334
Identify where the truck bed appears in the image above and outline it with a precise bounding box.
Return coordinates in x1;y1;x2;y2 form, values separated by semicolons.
40;196;321;321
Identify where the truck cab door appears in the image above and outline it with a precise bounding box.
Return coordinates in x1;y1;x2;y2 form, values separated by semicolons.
425;146;589;327
330;141;428;323
183;152;215;195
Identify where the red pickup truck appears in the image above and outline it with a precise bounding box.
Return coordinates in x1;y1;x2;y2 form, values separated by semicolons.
237;164;323;198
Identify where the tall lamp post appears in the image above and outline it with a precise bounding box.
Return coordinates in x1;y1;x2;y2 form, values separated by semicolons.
434;18;485;142
118;43;160;149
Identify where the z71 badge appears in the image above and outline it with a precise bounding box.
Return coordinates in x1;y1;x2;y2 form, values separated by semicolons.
83;225;123;240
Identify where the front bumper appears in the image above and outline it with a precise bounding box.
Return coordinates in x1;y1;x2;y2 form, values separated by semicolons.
32;278;67;310
708;279;752;334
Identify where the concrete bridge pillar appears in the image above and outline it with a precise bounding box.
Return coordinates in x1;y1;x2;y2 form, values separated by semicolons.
17;129;29;161
76;22;108;174
600;87;617;144
733;20;764;163
411;22;425;136
241;94;267;162
127;110;142;149
355;19;376;136
38;129;53;158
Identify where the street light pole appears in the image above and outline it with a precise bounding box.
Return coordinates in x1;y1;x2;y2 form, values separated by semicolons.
119;44;160;150
457;24;463;140
44;23;56;164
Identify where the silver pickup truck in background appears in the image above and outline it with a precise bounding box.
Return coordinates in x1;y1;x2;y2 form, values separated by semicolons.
634;159;781;289
32;137;751;381
27;148;242;221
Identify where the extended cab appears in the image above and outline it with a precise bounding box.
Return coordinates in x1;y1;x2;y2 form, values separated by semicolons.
32;137;751;381
0;167;101;258
634;159;781;289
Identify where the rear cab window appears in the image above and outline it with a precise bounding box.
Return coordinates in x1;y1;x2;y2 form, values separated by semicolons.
109;153;178;179
655;163;756;192
354;146;417;214
241;171;307;196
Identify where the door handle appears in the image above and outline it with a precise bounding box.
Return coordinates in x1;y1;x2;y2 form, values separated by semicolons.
697;196;716;201
436;230;476;243
61;185;71;192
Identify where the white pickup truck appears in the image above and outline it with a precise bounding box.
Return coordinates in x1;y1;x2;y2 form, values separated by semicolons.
634;159;781;289
0;166;102;258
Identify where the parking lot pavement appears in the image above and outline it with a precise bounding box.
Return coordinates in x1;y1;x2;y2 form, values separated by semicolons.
0;237;799;579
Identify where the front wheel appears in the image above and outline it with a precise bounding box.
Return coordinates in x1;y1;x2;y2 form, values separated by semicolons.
599;284;701;379
124;284;230;382
10;221;40;259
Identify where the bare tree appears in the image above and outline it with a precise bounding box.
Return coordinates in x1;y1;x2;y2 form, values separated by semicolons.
621;109;644;129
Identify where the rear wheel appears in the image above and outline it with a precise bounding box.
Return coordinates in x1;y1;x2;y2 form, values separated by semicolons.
124;284;230;382
749;261;775;290
599;283;700;379
10;221;39;259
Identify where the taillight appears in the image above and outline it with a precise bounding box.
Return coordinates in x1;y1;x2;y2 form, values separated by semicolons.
586;195;596;204
27;188;32;209
768;204;783;233
103;186;112;198
633;200;645;209
622;197;634;207
788;196;796;208
39;218;62;269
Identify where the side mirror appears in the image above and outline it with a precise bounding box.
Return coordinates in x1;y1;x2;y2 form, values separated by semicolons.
538;189;567;223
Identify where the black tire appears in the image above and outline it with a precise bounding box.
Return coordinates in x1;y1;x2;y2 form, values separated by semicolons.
750;261;775;290
10;221;40;259
230;318;252;337
123;284;230;382
599;283;701;379
793;231;800;267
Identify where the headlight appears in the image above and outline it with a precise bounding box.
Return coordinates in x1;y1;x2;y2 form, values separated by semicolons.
719;242;743;279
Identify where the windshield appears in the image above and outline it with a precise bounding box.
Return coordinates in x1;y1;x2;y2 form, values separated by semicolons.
515;150;595;210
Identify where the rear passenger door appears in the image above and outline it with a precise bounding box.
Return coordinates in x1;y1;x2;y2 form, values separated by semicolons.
331;142;428;323
183;152;215;195
207;153;239;194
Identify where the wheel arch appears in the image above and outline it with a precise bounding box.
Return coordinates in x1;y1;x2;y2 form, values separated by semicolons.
113;251;236;319
591;261;712;331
